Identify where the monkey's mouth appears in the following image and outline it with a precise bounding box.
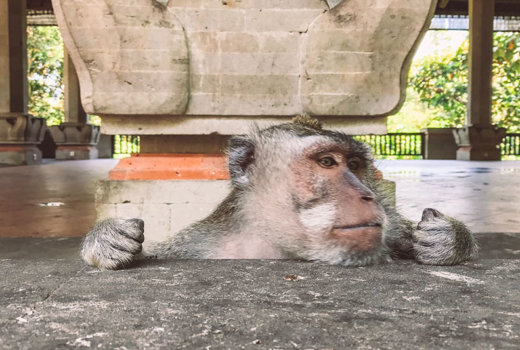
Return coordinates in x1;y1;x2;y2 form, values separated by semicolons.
333;222;382;231
329;222;383;252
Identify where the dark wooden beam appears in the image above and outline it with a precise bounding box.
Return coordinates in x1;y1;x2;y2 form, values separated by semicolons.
467;0;494;126
436;0;520;17
26;0;520;17
27;0;53;12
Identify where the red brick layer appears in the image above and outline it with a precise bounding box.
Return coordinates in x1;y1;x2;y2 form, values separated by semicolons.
109;154;230;180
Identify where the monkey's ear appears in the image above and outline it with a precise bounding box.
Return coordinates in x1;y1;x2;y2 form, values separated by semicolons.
228;135;255;188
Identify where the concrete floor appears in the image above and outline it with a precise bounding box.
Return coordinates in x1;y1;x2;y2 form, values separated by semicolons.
0;159;117;238
1;159;520;349
1;159;519;237
377;159;520;233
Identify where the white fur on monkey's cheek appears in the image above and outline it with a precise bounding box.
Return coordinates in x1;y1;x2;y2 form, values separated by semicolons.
298;203;336;232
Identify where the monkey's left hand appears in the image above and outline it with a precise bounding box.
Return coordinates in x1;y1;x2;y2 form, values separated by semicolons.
411;208;478;265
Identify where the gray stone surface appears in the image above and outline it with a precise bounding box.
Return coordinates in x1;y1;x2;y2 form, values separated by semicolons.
1;236;520;349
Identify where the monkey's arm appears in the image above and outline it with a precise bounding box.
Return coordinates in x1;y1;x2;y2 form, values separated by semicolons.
384;208;478;265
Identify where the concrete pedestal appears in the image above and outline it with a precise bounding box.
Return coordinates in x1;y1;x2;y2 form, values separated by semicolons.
423;128;457;160
55;145;98;160
0;114;46;165
49;123;101;160
96;154;230;245
453;125;506;161
96;179;230;246
0;145;41;165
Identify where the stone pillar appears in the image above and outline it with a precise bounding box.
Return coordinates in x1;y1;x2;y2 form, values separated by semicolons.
63;48;87;125
453;0;506;161
49;49;100;160
0;0;46;166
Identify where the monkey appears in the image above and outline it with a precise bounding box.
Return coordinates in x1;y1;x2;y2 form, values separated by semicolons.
81;116;478;270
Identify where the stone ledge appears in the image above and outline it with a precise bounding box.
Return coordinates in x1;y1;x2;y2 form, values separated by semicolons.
1;237;519;350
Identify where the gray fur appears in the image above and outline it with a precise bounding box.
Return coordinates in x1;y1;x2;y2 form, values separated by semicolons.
81;218;144;270
81;119;478;270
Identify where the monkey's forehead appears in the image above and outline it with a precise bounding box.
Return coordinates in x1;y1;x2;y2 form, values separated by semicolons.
259;123;357;144
255;129;370;158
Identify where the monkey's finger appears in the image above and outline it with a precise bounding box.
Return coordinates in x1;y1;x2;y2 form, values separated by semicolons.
113;218;145;243
105;234;143;255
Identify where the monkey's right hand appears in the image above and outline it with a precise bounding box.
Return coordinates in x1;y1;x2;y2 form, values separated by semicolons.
81;218;145;270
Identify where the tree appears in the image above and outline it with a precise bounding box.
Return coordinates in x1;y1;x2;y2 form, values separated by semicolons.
27;26;64;126
409;32;520;132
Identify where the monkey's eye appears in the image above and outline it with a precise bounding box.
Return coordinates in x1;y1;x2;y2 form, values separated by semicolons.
318;156;338;168
347;158;361;171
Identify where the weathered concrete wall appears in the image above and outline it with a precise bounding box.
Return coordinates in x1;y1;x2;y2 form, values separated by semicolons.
96;180;230;245
52;0;436;134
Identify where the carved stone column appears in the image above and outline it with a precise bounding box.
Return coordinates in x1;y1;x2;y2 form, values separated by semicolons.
0;0;46;165
0;114;46;165
453;0;506;160
49;122;100;160
49;49;100;160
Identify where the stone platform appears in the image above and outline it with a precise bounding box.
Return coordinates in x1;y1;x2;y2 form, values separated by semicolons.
1;237;520;349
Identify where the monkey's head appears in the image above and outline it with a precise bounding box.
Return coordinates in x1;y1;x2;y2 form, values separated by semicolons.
228;116;389;266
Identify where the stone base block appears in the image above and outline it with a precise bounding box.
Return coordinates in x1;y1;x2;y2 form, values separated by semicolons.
95;180;231;247
422;128;457;160
0;145;42;166
56;145;98;160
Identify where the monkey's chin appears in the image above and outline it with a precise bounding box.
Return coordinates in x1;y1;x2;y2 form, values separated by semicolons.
329;223;383;252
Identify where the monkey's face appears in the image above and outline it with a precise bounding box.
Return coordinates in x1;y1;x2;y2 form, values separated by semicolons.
229;124;389;265
289;138;386;257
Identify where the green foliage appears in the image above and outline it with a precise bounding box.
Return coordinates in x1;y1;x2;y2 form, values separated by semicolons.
492;33;520;131
27;26;64;126
388;88;447;132
409;32;520;132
